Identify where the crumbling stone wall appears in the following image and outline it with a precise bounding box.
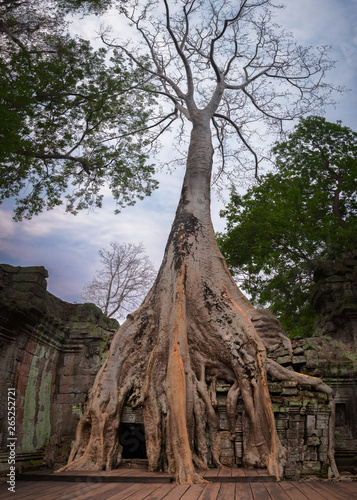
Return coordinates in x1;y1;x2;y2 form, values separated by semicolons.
312;250;357;344
117;378;333;480
215;379;333;479
1;261;357;477
264;336;357;476
0;264;118;467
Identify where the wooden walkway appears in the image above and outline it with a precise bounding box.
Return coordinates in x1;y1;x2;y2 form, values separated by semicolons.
14;467;276;483
1;469;356;499
1;477;357;499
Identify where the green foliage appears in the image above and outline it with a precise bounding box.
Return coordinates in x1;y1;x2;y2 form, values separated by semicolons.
218;116;357;337
0;0;158;220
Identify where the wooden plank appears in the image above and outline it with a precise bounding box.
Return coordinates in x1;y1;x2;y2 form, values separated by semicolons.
2;481;87;500
0;483;52;500
180;484;207;500
264;482;292;500
217;483;236;499
305;481;351;500
57;481;113;500
291;481;328;500
235;483;254;500
250;483;271;500
336;481;357;495
121;483;165;499
236;483;254;500
16;481;87;500
0;480;54;497
106;482;148;499
69;482;134;500
140;483;177;500
161;484;191;500
329;482;357;499
197;483;221;500
244;469;258;476
231;468;246;477
279;481;310;500
256;468;269;476
217;468;232;477
203;468;220;477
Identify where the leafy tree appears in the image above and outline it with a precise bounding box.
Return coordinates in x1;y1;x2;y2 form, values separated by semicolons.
0;0;158;220
82;242;156;320
60;2;340;484
218;116;357;337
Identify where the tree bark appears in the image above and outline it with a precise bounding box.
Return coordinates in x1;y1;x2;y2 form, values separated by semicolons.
58;116;338;483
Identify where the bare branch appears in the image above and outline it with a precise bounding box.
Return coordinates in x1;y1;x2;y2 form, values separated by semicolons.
163;0;195;104
20;150;91;174
82;242;156;320
209;0;248;81
213;112;259;177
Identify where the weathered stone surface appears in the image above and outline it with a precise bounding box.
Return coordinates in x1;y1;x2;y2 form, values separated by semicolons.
250;308;292;356
1;259;357;478
312;251;357;344
0;263;118;468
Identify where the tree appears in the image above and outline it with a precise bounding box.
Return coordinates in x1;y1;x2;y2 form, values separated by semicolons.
58;1;340;483
0;0;158;220
217;116;357;337
82;242;156;320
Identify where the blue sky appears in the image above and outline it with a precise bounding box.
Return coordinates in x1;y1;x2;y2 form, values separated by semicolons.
1;0;356;304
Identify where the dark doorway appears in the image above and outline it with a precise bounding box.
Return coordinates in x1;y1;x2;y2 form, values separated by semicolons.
119;423;147;459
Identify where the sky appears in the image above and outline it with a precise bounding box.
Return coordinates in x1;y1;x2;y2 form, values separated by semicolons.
0;0;356;306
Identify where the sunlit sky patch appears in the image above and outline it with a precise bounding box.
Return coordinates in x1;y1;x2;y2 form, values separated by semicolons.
0;0;356;304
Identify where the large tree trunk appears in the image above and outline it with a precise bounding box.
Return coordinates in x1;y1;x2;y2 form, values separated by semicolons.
59;115;338;483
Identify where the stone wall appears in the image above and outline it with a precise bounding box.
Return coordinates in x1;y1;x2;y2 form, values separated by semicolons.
215;379;333;479
1;261;356;478
312;250;357;344
118;378;334;480
0;264;118;468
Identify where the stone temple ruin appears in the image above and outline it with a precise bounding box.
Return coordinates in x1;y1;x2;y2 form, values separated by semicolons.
0;253;356;479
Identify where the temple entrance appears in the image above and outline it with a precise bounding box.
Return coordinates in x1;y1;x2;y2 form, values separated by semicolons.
119;422;147;459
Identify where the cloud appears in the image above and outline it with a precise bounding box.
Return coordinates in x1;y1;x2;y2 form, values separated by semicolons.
0;167;185;303
1;0;356;307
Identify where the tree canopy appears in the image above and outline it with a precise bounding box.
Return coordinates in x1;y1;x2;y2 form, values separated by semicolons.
218;116;357;337
57;2;342;483
0;0;158;220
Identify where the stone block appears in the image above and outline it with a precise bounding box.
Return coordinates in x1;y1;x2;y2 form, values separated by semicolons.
306;415;316;430
290;413;302;422
316;416;329;429
276;355;292;365
304;449;318;461
302;461;321;474
268;382;283;393
282;388;298;396
219;416;229;431
286;429;299;439
281;381;298;388
292;356;307;365
307;436;320;446
220;456;235;466
234;442;242;457
289;421;301;431
220;447;234;457
275;419;288;430
234;422;243;433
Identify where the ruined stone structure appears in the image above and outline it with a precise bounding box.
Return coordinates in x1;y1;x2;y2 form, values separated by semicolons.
312;251;357;344
0;259;356;478
119;344;355;480
0;264;118;469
